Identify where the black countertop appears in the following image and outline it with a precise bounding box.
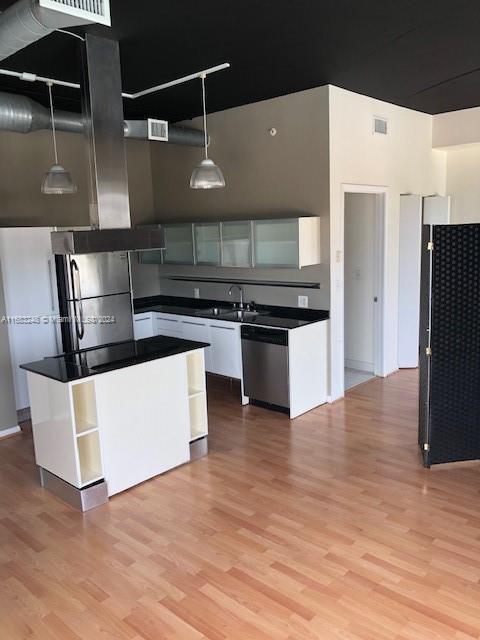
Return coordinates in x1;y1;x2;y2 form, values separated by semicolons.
134;295;329;329
20;335;209;383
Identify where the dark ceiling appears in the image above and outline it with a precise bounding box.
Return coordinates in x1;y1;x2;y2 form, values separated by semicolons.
1;0;480;121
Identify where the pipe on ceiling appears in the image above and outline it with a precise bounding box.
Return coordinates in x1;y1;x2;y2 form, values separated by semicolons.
0;91;204;146
0;0;91;62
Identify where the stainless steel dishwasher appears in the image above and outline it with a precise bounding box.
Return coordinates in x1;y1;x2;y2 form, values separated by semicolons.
241;325;289;411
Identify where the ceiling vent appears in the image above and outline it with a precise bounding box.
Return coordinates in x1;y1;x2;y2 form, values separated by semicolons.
39;0;111;26
373;116;388;135
148;118;169;141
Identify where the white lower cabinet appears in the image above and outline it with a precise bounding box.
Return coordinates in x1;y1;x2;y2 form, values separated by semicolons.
135;311;242;380
132;310;328;416
209;322;242;378
133;312;155;340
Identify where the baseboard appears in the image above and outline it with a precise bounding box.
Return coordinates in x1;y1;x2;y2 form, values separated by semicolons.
345;359;374;373
0;425;21;440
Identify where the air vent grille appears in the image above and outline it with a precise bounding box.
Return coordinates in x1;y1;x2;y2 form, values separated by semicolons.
148;119;169;142
39;0;111;26
374;117;388;135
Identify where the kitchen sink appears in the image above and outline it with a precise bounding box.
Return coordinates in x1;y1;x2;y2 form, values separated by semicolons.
221;310;261;321
198;306;232;316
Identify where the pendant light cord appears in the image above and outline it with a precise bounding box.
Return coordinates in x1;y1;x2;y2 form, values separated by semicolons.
47;82;58;165
201;74;208;159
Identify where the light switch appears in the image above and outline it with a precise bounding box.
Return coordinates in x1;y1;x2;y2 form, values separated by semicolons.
194;287;200;299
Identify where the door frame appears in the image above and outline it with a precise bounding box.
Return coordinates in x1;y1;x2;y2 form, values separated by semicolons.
333;184;388;399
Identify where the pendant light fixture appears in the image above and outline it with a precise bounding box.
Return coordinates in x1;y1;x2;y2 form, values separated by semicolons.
41;81;77;195
190;73;225;189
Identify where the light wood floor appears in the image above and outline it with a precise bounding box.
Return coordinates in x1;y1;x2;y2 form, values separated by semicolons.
2;369;480;639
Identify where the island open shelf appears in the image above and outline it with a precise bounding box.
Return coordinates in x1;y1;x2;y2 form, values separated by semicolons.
77;430;103;486
72;380;98;434
187;351;208;442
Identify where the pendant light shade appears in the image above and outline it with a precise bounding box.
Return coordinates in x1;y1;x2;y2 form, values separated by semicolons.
190;158;225;189
190;74;225;189
41;82;77;195
41;164;77;194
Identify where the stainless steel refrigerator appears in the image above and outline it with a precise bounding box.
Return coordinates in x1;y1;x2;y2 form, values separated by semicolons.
55;252;134;353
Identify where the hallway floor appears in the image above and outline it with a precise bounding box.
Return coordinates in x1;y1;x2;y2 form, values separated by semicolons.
1;370;480;639
344;367;376;390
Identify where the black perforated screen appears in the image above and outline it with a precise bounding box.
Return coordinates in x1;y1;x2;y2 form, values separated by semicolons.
428;224;480;464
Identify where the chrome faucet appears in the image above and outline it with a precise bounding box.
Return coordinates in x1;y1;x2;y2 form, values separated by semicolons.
228;284;244;309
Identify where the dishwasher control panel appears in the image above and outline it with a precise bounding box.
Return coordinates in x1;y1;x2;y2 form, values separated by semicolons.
240;325;288;346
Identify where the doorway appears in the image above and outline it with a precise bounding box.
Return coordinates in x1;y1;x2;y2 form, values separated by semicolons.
343;192;385;390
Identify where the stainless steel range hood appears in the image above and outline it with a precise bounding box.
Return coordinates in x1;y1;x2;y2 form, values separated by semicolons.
51;34;165;255
51;226;164;254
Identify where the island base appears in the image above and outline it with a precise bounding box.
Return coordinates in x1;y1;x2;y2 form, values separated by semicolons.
190;435;208;461
39;467;109;512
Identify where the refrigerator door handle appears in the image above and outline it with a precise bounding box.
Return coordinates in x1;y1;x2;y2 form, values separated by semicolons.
76;274;85;341
70;259;85;341
47;259;56;313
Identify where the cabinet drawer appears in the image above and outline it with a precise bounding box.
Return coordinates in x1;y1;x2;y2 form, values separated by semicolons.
155;315;182;337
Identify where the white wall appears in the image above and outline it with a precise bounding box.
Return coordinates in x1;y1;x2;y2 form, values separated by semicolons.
432;106;480;223
329;86;447;400
0;259;18;433
0;228;61;410
446;145;480;223
344;193;376;372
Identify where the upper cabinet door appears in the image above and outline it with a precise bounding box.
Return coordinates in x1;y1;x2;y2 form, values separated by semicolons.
194;222;221;266
163;224;195;264
221;221;253;267
137;250;163;264
253;219;299;268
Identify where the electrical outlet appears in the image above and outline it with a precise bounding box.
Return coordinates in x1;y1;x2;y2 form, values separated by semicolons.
194;287;200;299
298;295;309;308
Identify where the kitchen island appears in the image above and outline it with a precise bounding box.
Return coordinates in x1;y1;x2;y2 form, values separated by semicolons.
21;335;209;510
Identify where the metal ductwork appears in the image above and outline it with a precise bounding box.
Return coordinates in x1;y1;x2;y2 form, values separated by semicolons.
0;90;204;145
0;90;83;133
0;0;110;62
51;33;166;254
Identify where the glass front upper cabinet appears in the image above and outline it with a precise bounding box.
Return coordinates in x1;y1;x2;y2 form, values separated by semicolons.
137;249;163;264
163;224;195;264
220;221;252;267
253;219;299;268
194;222;221;266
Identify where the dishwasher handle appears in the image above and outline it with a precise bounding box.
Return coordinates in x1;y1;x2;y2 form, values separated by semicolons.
241;325;288;346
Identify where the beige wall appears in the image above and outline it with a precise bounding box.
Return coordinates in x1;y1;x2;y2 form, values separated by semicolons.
0;259;18;432
446;145;480;223
433;106;480;148
0;131;154;227
328;86;447;399
140;85;330;309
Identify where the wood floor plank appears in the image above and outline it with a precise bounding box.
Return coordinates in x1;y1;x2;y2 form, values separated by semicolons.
1;370;480;639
